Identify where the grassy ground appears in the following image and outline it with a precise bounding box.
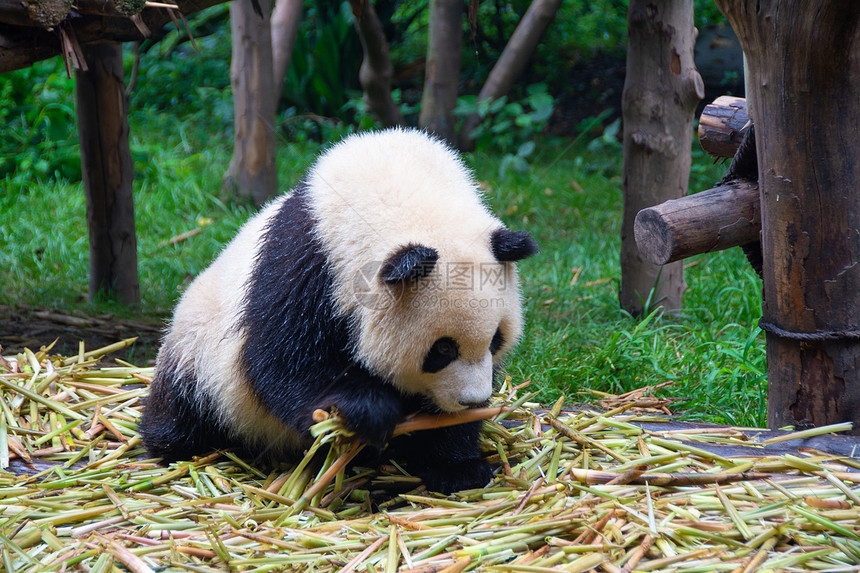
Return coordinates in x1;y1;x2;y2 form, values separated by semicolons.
0;109;766;428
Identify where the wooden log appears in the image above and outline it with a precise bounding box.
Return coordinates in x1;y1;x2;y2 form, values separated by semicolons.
698;95;749;159
634;180;760;265
75;0;147;17
717;0;860;432
0;0;148;28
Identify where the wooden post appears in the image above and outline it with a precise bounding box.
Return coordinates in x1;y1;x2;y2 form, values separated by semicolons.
715;0;860;430
619;0;704;315
75;41;140;306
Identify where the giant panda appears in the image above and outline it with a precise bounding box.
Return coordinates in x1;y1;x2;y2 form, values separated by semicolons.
139;128;538;493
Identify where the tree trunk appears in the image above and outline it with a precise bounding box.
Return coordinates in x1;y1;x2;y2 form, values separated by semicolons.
418;0;462;144
349;0;404;127
458;0;562;151
619;0;704;316
270;0;301;94
223;0;277;206
715;0;860;431
75;42;139;305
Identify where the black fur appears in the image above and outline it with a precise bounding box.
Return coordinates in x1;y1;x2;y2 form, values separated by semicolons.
141;186;496;493
489;327;505;356
388;419;493;493
236;188;405;453
380;244;439;284
490;228;539;262
138;346;234;461
719;125;763;278
422;337;459;373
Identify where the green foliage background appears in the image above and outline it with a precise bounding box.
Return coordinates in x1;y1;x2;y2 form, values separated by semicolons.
0;1;767;427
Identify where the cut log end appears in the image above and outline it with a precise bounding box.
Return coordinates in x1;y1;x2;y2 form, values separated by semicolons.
634;180;761;265
698;95;749;159
634;209;675;265
23;0;72;29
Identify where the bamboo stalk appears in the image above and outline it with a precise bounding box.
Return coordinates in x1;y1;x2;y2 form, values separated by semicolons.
393;407;511;436
5;344;860;573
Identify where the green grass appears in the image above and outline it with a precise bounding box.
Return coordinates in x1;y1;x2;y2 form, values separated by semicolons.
0;108;766;428
475;140;766;427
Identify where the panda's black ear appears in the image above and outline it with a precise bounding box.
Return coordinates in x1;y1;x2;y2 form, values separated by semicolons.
491;228;539;262
380;244;439;284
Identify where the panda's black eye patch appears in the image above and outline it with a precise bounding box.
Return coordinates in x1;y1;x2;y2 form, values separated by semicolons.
422;337;459;373
489;328;505;355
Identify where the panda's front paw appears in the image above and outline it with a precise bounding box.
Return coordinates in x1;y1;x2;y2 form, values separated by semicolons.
417;458;494;494
337;396;403;448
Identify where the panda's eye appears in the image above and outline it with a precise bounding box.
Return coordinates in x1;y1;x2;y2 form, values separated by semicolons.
422;337;459;373
489;328;505;355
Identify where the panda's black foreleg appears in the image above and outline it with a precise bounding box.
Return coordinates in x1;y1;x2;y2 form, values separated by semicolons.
388;421;494;494
307;369;406;450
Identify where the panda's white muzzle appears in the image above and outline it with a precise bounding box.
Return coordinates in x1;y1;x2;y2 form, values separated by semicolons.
430;352;494;412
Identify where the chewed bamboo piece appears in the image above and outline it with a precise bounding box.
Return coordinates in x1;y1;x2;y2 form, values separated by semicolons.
2;341;860;572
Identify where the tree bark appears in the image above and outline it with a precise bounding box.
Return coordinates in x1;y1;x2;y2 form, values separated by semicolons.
715;0;860;431
418;0;462;144
75;42;139;306
270;0;301;94
349;0;404;127
458;0;562;151
619;0;704;316
223;0;277;206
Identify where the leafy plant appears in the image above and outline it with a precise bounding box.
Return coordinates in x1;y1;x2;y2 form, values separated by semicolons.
280;1;362;119
455;83;555;175
0;60;79;183
128;5;233;138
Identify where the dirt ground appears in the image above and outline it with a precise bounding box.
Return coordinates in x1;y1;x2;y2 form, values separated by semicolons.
0;305;164;365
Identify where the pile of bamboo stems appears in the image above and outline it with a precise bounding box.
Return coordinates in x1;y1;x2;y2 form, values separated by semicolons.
1;339;859;572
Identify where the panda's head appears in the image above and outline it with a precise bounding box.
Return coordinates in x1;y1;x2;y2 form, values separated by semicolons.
353;227;538;412
304;128;538;413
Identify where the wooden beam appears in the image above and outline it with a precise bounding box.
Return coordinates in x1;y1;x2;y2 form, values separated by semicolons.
0;0;223;72
634;180;760;265
698;95;749;159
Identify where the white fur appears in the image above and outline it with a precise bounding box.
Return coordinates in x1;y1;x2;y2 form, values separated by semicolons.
160;196;303;452
307;128;524;411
